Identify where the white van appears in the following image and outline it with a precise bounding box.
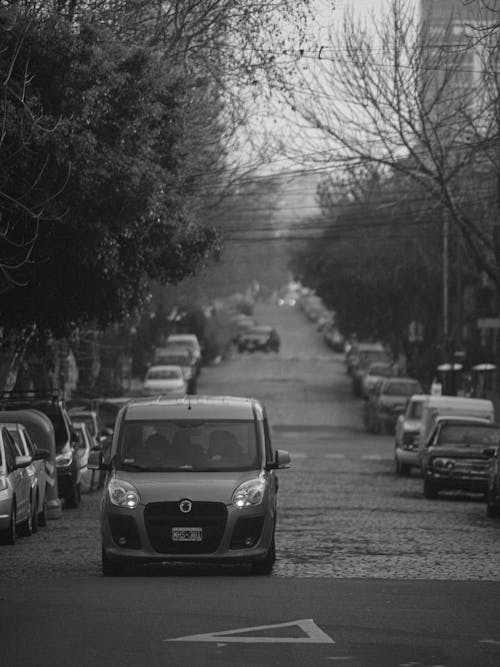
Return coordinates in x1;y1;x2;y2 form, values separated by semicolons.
418;396;494;461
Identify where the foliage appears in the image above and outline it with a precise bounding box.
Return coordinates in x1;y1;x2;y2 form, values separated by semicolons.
0;10;219;333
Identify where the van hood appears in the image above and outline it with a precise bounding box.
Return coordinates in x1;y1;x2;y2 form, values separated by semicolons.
112;470;262;504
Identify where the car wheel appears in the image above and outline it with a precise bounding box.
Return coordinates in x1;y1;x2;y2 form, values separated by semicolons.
395;458;410;477
0;505;16;545
65;481;80;509
252;534;276;575
102;548;125;576
38;497;48;527
423;478;438;499
486;492;500;517
31;496;39;534
19;499;33;537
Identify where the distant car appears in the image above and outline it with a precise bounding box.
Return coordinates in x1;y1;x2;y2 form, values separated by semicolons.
152;345;198;393
0;425;34;544
143;365;187;397
421;417;500;499
361;362;396;398
166;334;202;373
89;395;291;576
394;394;427;476
5;422;49;531
350;343;391;395
364;377;423;434
69;408;111;451
238;326;280;353
323;324;345;352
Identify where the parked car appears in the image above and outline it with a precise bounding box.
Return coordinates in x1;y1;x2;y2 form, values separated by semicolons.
486;442;500;517
4;422;49;532
394;394;428;476
417;395;494;464
72;420;100;493
0;425;34;544
323;324;345;352
350;342;391;395
364;377;423;434
237;326;280;353
142;365;187;397
89;395;291;576
152;345;198;393
0;392;81;509
166;334;202;375
421;417;500;499
69;408;112;451
361;362;396;398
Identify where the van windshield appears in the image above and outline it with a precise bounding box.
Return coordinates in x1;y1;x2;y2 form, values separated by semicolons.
117;419;260;472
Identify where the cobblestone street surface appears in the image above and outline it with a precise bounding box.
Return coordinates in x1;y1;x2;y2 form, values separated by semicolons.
2;302;500;581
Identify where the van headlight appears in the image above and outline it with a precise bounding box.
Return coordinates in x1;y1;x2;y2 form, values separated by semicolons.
108;479;140;509
232;477;266;508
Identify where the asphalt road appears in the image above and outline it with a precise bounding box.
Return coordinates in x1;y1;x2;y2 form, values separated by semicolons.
1;302;500;666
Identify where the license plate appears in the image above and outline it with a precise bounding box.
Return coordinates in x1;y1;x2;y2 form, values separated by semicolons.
172;527;202;542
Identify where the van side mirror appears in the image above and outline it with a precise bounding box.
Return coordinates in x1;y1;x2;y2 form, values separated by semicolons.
268;449;291;470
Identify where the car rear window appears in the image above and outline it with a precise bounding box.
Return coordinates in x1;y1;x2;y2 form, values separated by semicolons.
384;381;421;396
117;419;260;472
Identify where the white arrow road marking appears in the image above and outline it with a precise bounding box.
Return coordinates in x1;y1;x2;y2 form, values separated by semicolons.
165;618;335;644
479;638;500;645
361;454;382;460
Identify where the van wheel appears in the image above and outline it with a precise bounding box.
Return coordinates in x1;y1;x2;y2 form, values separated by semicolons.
102;548;125;576
31;497;39;534
0;506;16;545
19;500;33;537
65;482;80;509
395;458;410;477
252;535;276;575
38;498;48;527
424;478;438;499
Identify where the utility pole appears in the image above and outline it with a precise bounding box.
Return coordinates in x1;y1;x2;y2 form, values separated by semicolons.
443;210;449;340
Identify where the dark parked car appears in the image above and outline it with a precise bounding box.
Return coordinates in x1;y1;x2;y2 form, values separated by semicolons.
422;417;500;499
0;392;80;508
237;326;280;353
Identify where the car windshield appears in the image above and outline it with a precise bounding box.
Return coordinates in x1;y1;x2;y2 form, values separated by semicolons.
408;401;423;419
146;369;182;380
71;414;96;436
368;364;393;377
383;381;421;396
359;350;388;366
117;419;260;472
437;424;500;446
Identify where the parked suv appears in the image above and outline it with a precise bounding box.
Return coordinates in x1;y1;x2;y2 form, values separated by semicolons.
89;395;291;576
0;393;80;508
